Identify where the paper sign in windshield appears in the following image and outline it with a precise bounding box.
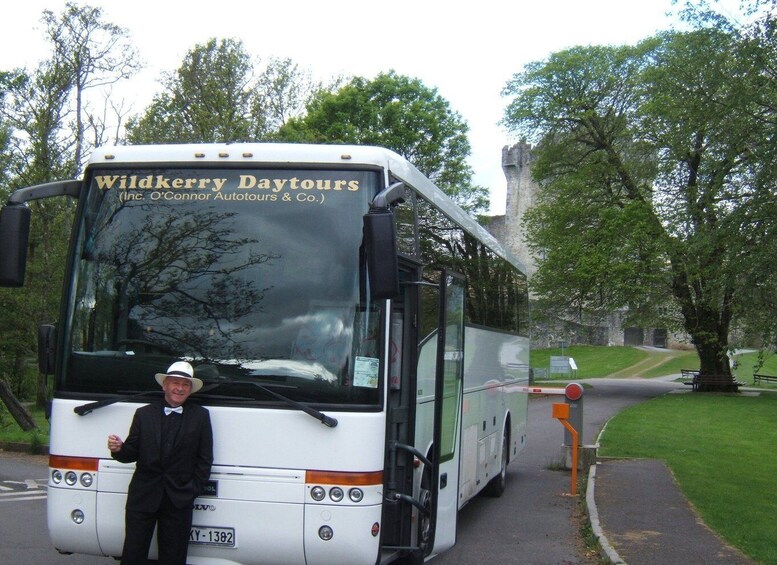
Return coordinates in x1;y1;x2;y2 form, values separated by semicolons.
353;357;379;388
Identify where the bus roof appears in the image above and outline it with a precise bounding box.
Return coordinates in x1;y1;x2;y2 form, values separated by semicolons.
88;143;526;273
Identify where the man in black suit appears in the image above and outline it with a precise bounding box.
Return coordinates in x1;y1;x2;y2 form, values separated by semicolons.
108;361;213;565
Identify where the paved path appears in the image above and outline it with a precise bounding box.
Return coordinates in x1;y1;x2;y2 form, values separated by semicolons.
593;458;756;565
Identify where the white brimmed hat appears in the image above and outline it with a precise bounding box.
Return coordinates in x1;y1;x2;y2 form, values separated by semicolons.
154;361;203;393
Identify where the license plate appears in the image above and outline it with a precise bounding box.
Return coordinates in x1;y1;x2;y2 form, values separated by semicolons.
189;525;235;547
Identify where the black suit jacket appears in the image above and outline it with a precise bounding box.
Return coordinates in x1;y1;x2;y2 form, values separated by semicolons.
112;400;213;511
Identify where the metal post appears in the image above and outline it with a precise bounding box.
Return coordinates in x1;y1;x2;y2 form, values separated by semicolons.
563;383;584;469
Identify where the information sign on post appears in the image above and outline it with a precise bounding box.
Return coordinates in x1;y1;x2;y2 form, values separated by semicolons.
549;355;571;376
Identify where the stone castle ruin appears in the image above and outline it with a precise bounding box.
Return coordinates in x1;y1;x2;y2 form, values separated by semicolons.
488;142;673;349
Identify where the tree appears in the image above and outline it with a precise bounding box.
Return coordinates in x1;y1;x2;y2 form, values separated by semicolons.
42;2;140;173
126;38;260;144
502;22;776;389
0;61;75;423
0;73;39;430
256;57;332;136
0;3;138;421
279;70;489;213
709;1;777;353
0;73;13;189
127;42;330;144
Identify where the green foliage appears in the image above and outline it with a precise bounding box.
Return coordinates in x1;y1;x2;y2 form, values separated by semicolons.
502;15;777;377
126;42;325;145
126;38;262;143
0;72;17;189
600;393;777;564
0;360;37;401
257;56;335;135
279;70;489;213
41;2;140;169
505;40;674;332
0;61;75;399
0;2;132;409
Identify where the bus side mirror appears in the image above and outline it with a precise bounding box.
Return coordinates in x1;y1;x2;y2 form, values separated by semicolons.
0;204;32;287
364;209;400;300
39;324;57;375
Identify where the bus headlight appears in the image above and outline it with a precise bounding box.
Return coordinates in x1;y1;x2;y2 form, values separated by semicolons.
310;486;326;501
348;488;364;503
71;509;85;524
328;487;344;502
51;469;62;484
80;473;93;487
318;525;334;541
65;471;78;486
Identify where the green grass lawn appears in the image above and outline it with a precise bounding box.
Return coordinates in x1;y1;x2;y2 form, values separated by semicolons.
599;393;777;565
531;345;650;378
0;405;49;446
734;350;777;386
531;345;777;383
637;349;697;378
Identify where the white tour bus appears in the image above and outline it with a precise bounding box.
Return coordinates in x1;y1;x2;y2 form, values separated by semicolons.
0;143;529;564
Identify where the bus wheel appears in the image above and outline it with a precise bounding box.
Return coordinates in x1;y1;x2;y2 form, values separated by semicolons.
406;467;432;565
399;464;432;565
417;463;432;547
483;431;508;497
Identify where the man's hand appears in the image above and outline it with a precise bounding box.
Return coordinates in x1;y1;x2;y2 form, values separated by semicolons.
107;434;123;453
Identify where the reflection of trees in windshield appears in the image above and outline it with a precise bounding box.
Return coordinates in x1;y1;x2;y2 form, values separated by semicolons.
68;168;383;406
412;195;528;335
77;197;276;360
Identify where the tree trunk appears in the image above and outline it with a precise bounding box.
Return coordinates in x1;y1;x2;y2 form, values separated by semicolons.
692;328;736;392
696;340;731;377
0;378;38;431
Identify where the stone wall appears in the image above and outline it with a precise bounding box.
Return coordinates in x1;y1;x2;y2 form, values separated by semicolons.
494;142;538;279
491;142;665;348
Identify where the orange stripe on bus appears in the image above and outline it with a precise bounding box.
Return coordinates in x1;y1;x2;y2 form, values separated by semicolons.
306;470;383;485
49;455;99;471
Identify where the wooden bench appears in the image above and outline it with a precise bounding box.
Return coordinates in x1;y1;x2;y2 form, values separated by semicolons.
683;373;745;392
753;373;777;385
680;369;699;383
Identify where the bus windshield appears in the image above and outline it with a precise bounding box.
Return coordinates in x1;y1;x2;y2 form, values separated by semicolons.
61;167;383;407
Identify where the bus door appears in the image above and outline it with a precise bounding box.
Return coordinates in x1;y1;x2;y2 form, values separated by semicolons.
381;261;423;559
430;270;465;555
382;267;464;562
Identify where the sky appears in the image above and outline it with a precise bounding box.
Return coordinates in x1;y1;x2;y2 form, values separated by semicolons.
0;0;684;214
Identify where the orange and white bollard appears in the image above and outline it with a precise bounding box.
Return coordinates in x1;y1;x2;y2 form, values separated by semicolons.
552;402;579;496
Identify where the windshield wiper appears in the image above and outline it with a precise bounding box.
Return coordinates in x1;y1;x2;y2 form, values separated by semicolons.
74;379;337;428
74;390;162;415
74;382;223;416
211;379;338;428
